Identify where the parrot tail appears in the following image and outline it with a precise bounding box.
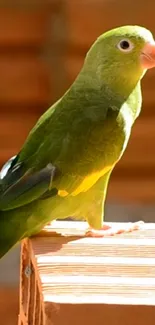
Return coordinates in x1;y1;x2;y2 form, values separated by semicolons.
0;209;19;259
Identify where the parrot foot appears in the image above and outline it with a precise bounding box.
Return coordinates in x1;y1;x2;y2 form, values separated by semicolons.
85;221;144;237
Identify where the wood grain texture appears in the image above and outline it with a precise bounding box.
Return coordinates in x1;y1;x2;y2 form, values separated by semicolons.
0;112;39;167
0;287;18;325
0;9;50;48
0;6;54;169
0;54;50;104
64;0;155;50
19;221;155;325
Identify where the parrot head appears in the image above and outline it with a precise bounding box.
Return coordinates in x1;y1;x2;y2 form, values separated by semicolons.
84;25;155;97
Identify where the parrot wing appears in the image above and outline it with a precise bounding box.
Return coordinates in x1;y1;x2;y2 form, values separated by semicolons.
0;103;62;211
0;155;57;211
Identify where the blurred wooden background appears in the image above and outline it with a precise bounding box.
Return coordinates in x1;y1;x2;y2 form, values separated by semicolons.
0;1;155;324
1;0;155;205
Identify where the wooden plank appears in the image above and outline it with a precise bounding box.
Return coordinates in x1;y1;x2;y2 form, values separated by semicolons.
0;9;50;47
142;69;155;106
0;54;51;104
65;0;155;50
108;177;155;203
0;113;38;145
19;221;155;325
0;287;18;325
0;112;39;167
114;119;155;169
64;54;84;86
0;0;58;7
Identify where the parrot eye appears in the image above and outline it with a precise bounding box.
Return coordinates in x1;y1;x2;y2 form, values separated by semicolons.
117;39;134;52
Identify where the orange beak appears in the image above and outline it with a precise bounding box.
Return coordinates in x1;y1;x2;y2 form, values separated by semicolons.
141;41;155;69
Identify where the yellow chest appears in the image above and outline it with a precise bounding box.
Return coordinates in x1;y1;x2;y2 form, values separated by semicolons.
58;165;112;197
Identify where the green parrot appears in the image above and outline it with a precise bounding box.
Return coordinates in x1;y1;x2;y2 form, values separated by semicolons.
0;25;155;259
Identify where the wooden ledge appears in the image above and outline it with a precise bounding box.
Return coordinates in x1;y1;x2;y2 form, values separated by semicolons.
18;221;155;325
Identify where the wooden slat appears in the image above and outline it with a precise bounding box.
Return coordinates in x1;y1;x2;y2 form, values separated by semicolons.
19;221;155;325
0;9;50;48
0;287;18;325
142;69;155;107
0;114;38;139
32;221;155;304
64;54;84;86
108;177;155;203
65;0;155;51
116;119;155;168
0;54;50;104
0;113;38;138
0;113;39;166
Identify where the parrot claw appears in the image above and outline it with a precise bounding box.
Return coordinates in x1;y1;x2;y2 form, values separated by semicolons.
85;221;144;237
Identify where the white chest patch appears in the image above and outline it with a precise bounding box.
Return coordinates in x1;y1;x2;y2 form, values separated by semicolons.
121;104;134;155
